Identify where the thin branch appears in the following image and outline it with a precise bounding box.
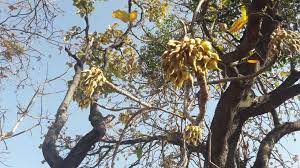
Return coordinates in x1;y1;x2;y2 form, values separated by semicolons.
105;81;152;107
0;87;40;141
111;108;150;168
191;0;206;32
207;56;276;85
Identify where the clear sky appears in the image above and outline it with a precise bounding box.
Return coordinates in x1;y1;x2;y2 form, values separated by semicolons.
0;1;299;168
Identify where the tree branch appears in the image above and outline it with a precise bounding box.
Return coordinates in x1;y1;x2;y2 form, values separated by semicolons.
42;63;82;167
253;120;300;167
270;109;280;127
220;0;270;64
241;84;300;119
61;102;106;167
271;70;300;93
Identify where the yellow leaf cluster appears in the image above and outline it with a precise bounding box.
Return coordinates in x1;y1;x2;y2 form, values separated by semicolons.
0;39;25;60
119;112;132;125
143;0;169;22
74;66;106;109
279;71;289;77
229;5;248;32
184;125;203;146
162;37;221;89
112;9;137;23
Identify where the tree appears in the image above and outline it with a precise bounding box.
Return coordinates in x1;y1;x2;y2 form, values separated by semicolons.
0;0;62;141
1;0;300;167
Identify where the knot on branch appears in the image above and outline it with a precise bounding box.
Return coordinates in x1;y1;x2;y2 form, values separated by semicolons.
89;104;115;137
89;111;106;136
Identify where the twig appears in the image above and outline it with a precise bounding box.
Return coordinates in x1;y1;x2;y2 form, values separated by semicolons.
207;57;277;84
190;0;206;36
104;81;183;118
105;81;152;107
0;87;40;141
111;108;150;168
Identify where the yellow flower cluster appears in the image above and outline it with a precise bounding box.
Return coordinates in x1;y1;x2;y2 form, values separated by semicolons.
75;66;106;108
162;37;221;88
184;125;203;146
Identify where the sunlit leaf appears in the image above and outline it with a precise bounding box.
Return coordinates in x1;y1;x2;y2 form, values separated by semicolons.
129;11;138;22
229;5;248;32
112;9;137;23
247;60;259;64
279;71;289;77
222;0;231;6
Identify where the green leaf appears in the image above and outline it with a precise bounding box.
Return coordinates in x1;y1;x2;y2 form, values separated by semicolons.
135;147;143;160
279;71;290;77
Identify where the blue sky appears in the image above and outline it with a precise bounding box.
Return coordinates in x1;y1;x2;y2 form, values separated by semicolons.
0;1;299;168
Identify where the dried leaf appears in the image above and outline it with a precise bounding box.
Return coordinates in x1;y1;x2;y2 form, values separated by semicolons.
8;5;18;11
135;147;143;160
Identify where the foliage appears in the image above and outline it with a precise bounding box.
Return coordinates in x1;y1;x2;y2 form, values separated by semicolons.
1;0;300;168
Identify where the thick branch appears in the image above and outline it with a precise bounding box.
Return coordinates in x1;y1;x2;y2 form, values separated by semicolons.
220;0;269;64
209;1;276;166
42;63;82;167
210;81;253;167
270;109;280;127
62;130;102;167
241;84;300;119
61;102;106;168
253;120;300;167
271;70;300;93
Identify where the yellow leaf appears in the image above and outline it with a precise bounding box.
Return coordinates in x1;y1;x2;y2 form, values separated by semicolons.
247;59;259;64
241;5;247;17
279;71;289;77
112;9;130;22
161;2;169;17
129;11;137;22
112;9;137;23
229;5;248;32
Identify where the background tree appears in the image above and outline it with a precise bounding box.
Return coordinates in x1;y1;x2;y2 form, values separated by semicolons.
0;0;62;142
1;0;300;168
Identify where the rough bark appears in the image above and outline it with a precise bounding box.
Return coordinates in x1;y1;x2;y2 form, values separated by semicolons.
209;0;281;167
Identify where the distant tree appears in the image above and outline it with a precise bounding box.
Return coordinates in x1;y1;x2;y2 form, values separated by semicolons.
2;0;300;168
0;0;61;142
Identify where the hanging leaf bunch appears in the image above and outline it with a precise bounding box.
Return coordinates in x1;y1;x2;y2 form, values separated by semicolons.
184;125;203;146
271;28;300;53
162;37;221;89
73;66;106;109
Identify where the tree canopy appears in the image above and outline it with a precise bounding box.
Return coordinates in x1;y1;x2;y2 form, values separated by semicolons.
1;0;300;167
